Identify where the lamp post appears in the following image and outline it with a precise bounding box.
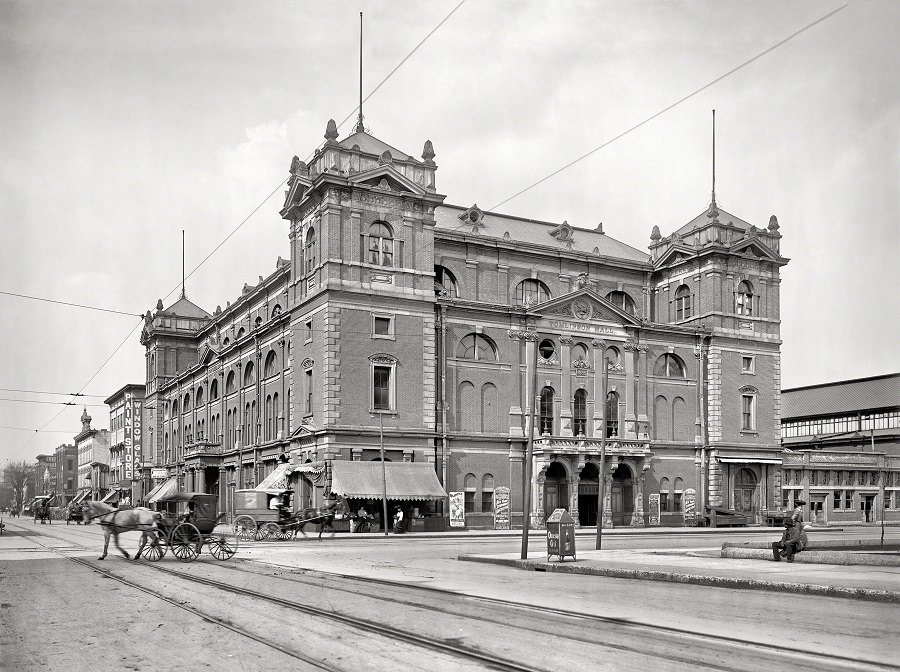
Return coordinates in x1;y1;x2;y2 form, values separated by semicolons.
596;354;608;550
520;332;539;560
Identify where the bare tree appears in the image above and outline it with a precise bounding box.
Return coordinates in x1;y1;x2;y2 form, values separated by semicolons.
2;461;35;512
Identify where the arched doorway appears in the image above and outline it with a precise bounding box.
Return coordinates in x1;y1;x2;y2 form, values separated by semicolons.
611;463;633;526
578;462;600;526
543;462;568;519
734;467;758;517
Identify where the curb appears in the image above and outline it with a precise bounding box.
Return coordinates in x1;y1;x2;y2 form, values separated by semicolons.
457;554;900;604
721;547;900;566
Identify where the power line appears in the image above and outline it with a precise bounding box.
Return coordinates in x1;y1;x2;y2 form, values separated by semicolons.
0;388;104;397
0;398;107;407
0;290;141;317
491;3;849;211
0;426;77;435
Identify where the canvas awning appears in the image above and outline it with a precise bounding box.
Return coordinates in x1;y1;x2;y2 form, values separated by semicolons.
256;463;292;491
70;490;90;505
329;461;447;501
146;476;179;504
100;490;120;504
716;455;783;465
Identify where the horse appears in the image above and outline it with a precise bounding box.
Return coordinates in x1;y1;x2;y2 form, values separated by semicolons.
296;498;342;539
81;501;163;560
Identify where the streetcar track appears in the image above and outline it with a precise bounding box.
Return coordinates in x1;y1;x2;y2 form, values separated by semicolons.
12;521;898;672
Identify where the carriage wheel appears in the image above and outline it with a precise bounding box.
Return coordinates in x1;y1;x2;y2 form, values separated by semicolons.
208;525;239;560
261;522;281;541
276;527;295;541
233;515;257;541
170;523;202;562
143;530;168;562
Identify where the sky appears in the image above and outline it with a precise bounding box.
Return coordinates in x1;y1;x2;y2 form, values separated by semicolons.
1;0;898;466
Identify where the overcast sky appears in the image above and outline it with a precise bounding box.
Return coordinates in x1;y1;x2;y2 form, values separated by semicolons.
1;0;897;466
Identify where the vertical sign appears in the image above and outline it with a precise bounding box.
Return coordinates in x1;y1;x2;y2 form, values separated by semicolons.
132;397;143;478
123;393;133;480
648;493;661;526
493;486;510;530
449;491;465;528
683;487;697;520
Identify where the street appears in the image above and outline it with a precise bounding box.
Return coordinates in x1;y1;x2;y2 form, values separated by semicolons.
1;518;897;671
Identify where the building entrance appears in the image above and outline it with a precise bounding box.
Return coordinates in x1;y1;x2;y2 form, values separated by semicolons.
862;495;875;523
577;462;600;526
611;463;633;526
733;468;759;518
543;462;568;520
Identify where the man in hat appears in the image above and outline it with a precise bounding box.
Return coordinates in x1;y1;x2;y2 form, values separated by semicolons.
772;519;803;562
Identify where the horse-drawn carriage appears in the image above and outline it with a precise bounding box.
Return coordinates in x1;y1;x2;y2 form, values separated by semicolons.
31;494;55;524
232;489;340;541
142;492;239;562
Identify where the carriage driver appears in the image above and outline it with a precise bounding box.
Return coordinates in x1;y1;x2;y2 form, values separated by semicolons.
269;492;290;520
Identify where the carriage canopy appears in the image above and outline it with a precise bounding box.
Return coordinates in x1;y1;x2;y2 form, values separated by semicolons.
329;461;448;501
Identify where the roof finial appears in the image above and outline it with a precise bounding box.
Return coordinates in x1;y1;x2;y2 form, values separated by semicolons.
711;109;717;208
355;12;365;134
180;229;186;299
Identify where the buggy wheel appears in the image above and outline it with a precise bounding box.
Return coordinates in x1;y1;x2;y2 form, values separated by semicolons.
170;523;202;562
143;530;168;561
276;527;295;541
233;515;257;541
261;522;281;541
208;525;239;560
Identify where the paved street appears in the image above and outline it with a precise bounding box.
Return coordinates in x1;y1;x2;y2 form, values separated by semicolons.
2;517;898;670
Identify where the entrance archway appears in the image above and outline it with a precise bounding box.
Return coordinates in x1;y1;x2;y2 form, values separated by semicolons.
611;463;633;526
734;467;758;516
543;462;568;519
578;462;600;526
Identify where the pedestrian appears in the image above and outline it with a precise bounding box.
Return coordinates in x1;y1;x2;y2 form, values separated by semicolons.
393;506;405;534
772;519;804;562
792;499;806;525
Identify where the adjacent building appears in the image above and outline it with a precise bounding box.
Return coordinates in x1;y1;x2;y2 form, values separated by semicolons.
138;118;791;529
34;453;57;497
104;384;146;507
74;407;110;502
53;443;77;506
781;373;900;525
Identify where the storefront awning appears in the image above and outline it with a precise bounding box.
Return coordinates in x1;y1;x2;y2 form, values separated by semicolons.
330;461;448;501
717;455;783;465
100;490;120;504
146;476;179;504
256;463;292;491
70;490;90;505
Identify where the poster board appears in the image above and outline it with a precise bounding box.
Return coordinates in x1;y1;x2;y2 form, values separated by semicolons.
449;491;465;528
493;486;510;530
648;493;660;526
682;488;697;520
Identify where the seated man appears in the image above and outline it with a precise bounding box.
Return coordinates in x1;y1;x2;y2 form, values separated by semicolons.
772;519;804;562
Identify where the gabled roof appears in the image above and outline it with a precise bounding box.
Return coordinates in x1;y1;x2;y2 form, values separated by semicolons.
533;288;643;326
434;204;650;264
337;131;420;164
162;295;211;320
782;373;900;419
349;164;426;195
674;206;753;237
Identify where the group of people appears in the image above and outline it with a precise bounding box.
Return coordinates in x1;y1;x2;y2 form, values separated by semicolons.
772;499;808;562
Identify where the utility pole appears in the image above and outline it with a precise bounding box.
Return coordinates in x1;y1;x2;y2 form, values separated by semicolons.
596;352;608;550
520;332;539;560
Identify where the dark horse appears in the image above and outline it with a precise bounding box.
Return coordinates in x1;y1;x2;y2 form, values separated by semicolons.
296;498;342;539
82;501;162;560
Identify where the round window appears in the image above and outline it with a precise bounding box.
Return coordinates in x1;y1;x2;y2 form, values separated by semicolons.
539;339;556;359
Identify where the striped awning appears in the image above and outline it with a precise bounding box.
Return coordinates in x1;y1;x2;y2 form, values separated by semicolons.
100;490;120;504
70;490;90;505
146;476;178;504
329;461;447;501
256;463;292;491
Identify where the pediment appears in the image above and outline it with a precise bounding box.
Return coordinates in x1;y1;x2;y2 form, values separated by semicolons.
730;237;780;260
289;421;318;438
349;165;425;195
198;344;219;365
532;288;642;326
653;243;698;269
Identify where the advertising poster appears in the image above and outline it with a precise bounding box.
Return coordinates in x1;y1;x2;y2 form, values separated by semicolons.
449;491;465;528
123;392;134;480
683;487;697;519
493;486;510;530
648;493;660;526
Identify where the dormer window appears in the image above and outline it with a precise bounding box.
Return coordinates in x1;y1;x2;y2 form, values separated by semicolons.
674;285;692;321
366;222;394;267
736;280;754;316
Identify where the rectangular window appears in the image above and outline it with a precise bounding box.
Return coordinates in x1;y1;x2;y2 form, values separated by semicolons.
833;490;842;509
844;490;852;509
660;492;670;513
741;355;755;374
373;365;392;411
481;491;493;513
741;394;756;431
673;492;683;512
464;491;475;513
373;316;393;337
782;491;790;509
305;320;313;342
305;370;313;415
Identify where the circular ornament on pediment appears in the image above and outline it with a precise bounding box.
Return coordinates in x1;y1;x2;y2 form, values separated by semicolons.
572;298;592;320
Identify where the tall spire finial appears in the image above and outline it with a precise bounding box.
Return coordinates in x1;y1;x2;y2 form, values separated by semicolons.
181;229;186;299
355;12;365;134
711;109;717;208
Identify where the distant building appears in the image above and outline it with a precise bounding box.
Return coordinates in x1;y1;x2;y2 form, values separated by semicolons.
53;443;77;505
74;407;110;502
104;384;146;507
34;453;56;496
781;373;900;525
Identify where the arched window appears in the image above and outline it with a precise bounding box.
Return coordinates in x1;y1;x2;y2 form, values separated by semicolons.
606;290;636;315
244;403;251;444
659;477;670;513
237;327;245;339
674;285;692;321
434;265;459;297
481;473;495;512
515;279;550;306
457;334;497;361
734;469;756;512
272;392;279;437
367;221;394;266
654;354;686;377
243;362;255;387
606;391;619;438
736;280;753;316
481;383;498;433
195;386;204;407
464;473;476;513
171;399;179;418
264;351;277;377
254;316;262;329
265;395;273;441
654;395;671;440
540;386;555;435
305;227;317;274
271;304;282;317
604;346;620;368
572;343;589;366
458;381;476;431
225;371;235;394
183;393;191;411
223;337;230;346
674;477;684;512
210;378;219;400
573;389;587;436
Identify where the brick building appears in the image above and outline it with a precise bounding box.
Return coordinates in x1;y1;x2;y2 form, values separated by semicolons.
52;443;77;505
104;384;146;507
140;120;789;528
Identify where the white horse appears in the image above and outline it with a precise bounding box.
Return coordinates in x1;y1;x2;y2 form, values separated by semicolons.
81;501;162;560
